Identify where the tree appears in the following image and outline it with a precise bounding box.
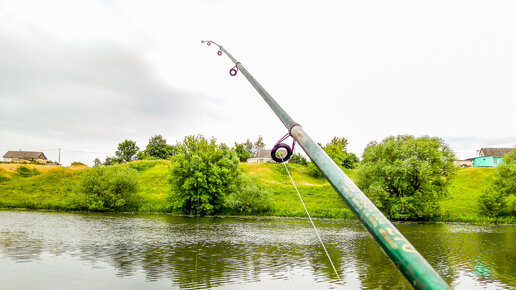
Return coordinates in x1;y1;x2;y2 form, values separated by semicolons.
355;135;456;220
168;135;240;215
307;137;359;177
244;139;254;157
234;142;251;162
253;136;265;155
324;137;359;169
115;140;139;162
144;135;175;159
479;149;516;217
78;165;140;211
93;158;102;167
103;156;121;166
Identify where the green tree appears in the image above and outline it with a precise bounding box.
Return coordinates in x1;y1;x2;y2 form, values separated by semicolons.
144;135;175;159
234;142;251;162
307;137;358;177
324;137;359;169
253;136;265;156
115;140;139;162
103;156;121;166
93;158;102;167
168;135;240;215
355;135;456;220
244;139;254;157
78;165;140;211
479;149;516;217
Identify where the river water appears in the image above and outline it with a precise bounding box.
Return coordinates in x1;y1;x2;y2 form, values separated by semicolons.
0;210;514;289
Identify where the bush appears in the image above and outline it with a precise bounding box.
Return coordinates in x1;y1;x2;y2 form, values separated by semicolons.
78;165;140;211
479;150;516;217
16;166;40;177
307;162;324;178
355;135;456;220
224;174;273;214
233;143;251;162
168;135;240;215
290;153;308;166
71;162;85;166
127;160;158;172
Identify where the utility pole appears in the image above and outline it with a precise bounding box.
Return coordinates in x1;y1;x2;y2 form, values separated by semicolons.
58;148;61;165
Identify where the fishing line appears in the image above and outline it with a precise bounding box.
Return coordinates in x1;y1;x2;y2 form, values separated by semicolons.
280;161;343;283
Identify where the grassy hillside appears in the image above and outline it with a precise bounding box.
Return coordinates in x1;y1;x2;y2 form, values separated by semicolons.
0;161;510;223
0;164;85;210
440;167;496;221
240;163;354;218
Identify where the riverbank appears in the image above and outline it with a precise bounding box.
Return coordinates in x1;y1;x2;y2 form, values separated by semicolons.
0;161;513;223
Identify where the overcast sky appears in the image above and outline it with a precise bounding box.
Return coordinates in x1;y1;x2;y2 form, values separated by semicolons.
1;0;515;166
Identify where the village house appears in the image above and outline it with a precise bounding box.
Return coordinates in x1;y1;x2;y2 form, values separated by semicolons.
473;147;514;167
2;151;48;163
247;149;273;163
247;148;288;163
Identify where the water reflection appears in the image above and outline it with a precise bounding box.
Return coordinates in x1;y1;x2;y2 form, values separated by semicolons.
0;211;515;289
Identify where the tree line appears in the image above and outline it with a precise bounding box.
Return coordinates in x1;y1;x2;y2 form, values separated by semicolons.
83;134;514;220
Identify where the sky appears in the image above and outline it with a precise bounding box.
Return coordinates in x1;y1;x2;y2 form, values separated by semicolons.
1;0;515;166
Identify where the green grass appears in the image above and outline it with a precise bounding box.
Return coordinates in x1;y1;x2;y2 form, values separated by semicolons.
0;161;513;223
134;161;171;212
0;166;82;210
438;167;515;223
240;163;354;218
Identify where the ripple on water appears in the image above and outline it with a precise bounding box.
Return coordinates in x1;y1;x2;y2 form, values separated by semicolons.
1;211;515;289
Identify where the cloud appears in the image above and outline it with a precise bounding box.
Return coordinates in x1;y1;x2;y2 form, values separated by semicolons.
0;19;209;146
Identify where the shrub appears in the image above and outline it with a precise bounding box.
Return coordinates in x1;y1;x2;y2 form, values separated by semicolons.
16;166;40;177
127;160;158;172
307;162;324;178
479;150;516;217
355;135;456;220
233;143;251;162
168;135;240;215
78;165;140;211
71;162;86;166
290;153;308;166
224;174;273;214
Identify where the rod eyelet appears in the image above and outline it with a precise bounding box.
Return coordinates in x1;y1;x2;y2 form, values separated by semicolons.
271;143;293;163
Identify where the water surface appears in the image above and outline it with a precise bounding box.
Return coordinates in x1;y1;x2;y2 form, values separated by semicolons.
0;210;514;289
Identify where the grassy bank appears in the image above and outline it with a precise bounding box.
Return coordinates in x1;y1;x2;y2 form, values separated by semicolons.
0;161;513;223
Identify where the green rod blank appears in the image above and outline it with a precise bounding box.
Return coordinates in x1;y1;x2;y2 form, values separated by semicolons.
202;40;449;289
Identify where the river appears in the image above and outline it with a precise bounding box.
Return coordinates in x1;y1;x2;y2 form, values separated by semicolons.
0;210;514;289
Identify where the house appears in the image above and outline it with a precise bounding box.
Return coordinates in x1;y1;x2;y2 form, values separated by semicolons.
2;151;48;163
473;147;514;167
247;148;288;163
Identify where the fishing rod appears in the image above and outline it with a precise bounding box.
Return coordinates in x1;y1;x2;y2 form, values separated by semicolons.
201;40;449;289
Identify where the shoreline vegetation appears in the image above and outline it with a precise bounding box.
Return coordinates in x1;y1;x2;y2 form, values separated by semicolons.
0;161;514;224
